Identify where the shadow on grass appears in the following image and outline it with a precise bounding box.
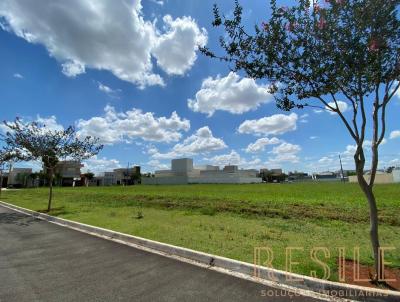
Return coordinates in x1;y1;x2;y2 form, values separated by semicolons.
37;206;71;216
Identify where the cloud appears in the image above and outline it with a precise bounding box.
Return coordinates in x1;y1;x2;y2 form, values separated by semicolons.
82;155;121;175
392;81;400;99
245;137;281;153
149;0;164;5
0;123;8;134
76;105;190;144
36;115;64;131
390;130;400;139
388;158;400;166
309;136;318;140
204;150;261;168
315;137;391;172
98;82;113;94
267;142;301;163
153;15;207;75
363;139;387;147
61;60;85;77
326;101;349;115
188;72;273;116
147;159;169;170
318;156;334;164
13;73;23;79
238;113;298;136
1;115;64;134
151;126;227;159
299;113;309;123
97;82;120;98
0;0;206;88
271;142;301;155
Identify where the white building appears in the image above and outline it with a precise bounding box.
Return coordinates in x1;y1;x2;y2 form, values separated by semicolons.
99;167;141;186
7;168;32;188
142;158;262;185
349;168;400;184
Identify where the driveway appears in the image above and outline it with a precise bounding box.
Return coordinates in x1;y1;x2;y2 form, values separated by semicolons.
0;205;320;302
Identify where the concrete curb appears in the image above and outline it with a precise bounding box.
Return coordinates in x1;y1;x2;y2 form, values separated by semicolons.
1;201;399;302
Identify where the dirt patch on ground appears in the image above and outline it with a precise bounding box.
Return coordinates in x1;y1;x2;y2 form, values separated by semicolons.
339;259;400;291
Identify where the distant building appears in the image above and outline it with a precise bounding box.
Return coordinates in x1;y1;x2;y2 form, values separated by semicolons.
53;161;83;186
312;171;341;182
0;172;8;188
7;168;33;188
394;168;400;182
96;167;141;186
113;167;141;185
142;158;262;185
103;172;115;186
287;171;312;182
87;176;104;187
260;168;285;183
348;168;400;184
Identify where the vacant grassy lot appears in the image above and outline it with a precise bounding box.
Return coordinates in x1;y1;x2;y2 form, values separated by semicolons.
2;182;400;282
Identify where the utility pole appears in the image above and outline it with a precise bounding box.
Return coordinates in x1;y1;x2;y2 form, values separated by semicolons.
339;154;345;182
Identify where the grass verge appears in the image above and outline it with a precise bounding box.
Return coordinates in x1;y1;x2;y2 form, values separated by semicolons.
2;182;399;282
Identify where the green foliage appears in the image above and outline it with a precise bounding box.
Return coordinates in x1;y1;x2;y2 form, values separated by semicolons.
202;0;400;110
83;172;95;180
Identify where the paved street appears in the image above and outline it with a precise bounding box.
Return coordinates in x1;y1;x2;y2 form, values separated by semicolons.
0;205;320;302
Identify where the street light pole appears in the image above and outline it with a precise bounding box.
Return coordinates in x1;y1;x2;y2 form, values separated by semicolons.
339;154;345;182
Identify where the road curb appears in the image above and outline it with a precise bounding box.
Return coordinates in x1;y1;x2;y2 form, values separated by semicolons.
1;201;399;302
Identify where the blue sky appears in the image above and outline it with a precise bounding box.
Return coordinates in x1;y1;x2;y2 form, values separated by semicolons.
0;0;399;174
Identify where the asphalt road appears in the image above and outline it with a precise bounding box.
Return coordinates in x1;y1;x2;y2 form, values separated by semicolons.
0;205;321;302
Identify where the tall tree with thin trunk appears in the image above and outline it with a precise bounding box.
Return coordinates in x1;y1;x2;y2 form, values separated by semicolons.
1;118;103;211
201;0;400;281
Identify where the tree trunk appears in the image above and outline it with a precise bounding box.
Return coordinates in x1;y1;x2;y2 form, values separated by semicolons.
47;171;54;212
355;159;382;281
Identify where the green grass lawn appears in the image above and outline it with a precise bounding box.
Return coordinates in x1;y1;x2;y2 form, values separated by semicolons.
2;182;400;282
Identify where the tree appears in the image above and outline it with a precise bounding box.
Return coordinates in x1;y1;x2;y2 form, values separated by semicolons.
386;166;395;173
0;150;15;198
1;118;103;211
201;0;400;282
83;172;95;187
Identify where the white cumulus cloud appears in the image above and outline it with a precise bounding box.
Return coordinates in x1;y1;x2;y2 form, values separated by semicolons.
36;115;64;131
390;130;400;139
151;126;227;159
61;60;85;78
245;137;281;153
204;150;261;168
76;105;190;144
326;101;349;115
153;15;207;75
82;155;121;175
267;142;301;163
0;0;207;88
238;113;298;136
97;82;120;98
146;159;169;170
188;72;273;116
